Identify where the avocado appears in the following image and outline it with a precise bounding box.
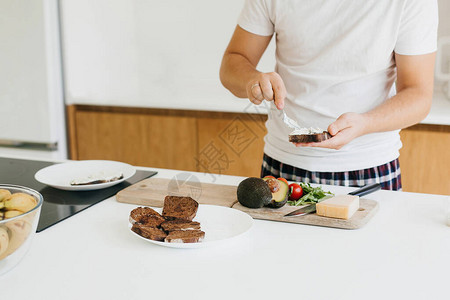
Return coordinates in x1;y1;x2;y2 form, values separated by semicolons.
263;178;289;208
237;177;272;208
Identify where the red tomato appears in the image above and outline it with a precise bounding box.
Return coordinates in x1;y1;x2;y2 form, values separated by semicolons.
263;175;276;179
278;177;288;185
288;183;303;200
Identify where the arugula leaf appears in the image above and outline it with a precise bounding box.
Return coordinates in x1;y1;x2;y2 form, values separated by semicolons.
287;183;334;206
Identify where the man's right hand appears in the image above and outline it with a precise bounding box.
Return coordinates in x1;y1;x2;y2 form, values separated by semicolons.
246;72;287;110
220;26;286;110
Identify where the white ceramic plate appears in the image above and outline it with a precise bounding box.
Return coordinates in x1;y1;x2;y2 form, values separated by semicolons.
129;205;254;248
34;160;136;191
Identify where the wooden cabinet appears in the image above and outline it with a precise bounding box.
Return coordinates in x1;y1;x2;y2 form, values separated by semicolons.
196;113;267;179
399;124;450;195
67;105;450;195
69;107;198;170
67;105;267;178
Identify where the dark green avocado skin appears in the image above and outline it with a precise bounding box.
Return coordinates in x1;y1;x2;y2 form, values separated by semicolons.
237;177;272;208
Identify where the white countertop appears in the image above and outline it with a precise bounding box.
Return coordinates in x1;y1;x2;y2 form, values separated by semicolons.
1;163;449;300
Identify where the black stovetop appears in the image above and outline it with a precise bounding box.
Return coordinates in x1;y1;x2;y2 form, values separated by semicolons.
0;157;157;232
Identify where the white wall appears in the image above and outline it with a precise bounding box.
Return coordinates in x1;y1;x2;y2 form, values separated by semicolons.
60;0;449;110
438;0;450;37
434;0;450;99
60;0;275;113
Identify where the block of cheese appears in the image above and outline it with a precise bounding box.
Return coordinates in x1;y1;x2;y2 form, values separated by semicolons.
316;195;360;220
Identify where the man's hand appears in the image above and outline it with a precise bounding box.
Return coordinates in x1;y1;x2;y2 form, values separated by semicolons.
220;26;287;109
247;72;286;109
293;113;369;149
220;26;288;109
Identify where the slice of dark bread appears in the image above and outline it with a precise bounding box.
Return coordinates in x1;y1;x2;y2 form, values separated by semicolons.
131;223;167;241
140;214;165;227
160;219;201;232
164;230;205;243
289;132;331;143
162;196;199;221
129;206;164;224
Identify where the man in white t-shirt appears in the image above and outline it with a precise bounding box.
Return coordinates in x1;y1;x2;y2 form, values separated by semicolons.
220;0;438;190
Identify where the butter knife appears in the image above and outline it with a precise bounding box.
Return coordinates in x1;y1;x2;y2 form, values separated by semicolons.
281;109;302;130
284;183;381;217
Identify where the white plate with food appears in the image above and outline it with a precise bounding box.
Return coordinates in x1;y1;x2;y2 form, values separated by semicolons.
129;205;254;249
35;160;136;191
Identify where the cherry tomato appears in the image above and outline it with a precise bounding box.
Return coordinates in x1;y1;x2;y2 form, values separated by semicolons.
263;175;276;179
288;183;303;200
278;177;288;185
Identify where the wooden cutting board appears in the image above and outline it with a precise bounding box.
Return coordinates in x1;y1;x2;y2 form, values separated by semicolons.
116;178;237;207
232;201;378;229
116;178;379;229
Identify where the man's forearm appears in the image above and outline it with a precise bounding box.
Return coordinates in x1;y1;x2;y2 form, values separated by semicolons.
315;86;434;150
220;52;261;98
362;86;433;134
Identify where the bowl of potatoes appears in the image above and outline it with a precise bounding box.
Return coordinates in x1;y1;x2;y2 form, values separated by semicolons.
0;185;43;275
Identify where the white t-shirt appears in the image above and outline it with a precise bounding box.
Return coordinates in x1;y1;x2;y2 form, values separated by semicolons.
237;0;438;172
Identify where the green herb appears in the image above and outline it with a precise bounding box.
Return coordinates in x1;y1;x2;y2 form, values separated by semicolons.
287;182;334;206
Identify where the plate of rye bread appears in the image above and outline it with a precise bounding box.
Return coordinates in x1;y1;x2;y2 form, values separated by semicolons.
129;196;254;248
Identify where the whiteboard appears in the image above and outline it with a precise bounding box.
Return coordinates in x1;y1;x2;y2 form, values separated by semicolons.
0;0;64;145
60;0;276;109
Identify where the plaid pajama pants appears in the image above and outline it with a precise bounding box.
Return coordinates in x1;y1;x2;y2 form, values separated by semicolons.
261;153;402;191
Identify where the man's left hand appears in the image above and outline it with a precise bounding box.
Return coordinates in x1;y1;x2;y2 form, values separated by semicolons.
293;112;368;150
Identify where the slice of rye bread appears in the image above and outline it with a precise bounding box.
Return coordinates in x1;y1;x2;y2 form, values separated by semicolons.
162;196;199;221
131;223;167;241
289;132;331;143
140;214;165;227
164;230;205;243
160;219;201;232
129;206;164;225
